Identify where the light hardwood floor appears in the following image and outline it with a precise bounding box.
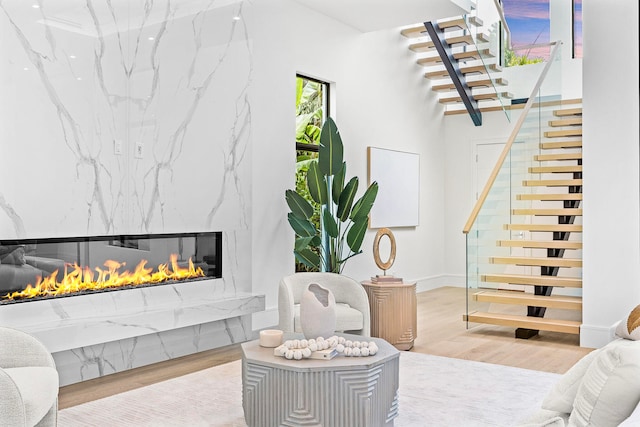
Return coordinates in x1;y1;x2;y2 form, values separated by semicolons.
59;286;592;409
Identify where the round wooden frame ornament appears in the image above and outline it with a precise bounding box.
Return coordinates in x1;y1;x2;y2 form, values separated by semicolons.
373;228;396;274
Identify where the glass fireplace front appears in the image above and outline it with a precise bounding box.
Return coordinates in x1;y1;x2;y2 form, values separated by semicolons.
0;232;221;304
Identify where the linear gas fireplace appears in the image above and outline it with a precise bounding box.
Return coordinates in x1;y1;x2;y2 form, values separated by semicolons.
0;232;221;304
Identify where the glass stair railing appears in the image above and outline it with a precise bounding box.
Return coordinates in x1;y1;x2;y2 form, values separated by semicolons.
463;42;583;337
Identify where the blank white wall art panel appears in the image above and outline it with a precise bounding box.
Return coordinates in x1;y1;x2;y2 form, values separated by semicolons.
367;147;420;228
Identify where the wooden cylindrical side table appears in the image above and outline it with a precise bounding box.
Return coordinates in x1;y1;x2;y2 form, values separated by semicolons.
361;281;417;350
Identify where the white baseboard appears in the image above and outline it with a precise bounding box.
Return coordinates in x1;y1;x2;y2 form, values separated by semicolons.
414;274;465;293
580;322;618;349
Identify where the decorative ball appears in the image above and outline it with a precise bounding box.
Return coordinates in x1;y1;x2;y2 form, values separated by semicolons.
344;347;353;356
294;350;303;360
336;344;345;353
353;341;361;349
292;339;300;348
352;347;361;357
361;342;369;348
309;343;318;352
285;350;294;360
300;339;308;348
302;348;312;358
345;340;353;348
338;337;346;345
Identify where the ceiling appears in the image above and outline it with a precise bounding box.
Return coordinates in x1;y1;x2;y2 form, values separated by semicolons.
290;0;469;33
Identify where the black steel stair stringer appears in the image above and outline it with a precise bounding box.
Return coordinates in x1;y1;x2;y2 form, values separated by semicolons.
423;21;482;126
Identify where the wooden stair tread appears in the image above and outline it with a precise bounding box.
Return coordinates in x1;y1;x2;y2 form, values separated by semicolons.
505;223;583;232
401;24;428;38
512;208;582;216
407;33;488;48
432;77;508;92
490;256;582;267
473;290;582;310
438;16;483;31
517;193;582;201
497;240;582;249
439;92;512;104
417;48;492;65
425;63;501;80
482;274;582;288
464;312;581;334
540;140;582;149
445;98;583;116
549;118;583;127
545;129;583;138
523;179;582;187
529;165;583;173
534;153;582;161
554;108;582;117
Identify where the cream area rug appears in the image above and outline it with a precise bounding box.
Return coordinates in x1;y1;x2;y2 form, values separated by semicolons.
58;351;561;427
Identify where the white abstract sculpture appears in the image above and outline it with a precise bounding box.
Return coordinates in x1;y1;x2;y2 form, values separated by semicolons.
300;283;337;339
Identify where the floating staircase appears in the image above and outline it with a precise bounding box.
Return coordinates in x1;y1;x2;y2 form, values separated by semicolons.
465;101;583;338
401;11;511;125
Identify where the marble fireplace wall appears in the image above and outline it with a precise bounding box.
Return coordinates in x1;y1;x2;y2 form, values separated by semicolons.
0;0;259;384
0;0;251;247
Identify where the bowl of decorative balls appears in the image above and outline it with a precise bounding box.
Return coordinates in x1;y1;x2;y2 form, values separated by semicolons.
273;336;379;361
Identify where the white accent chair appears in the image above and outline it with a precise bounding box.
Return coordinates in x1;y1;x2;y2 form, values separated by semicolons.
0;326;59;427
278;272;370;337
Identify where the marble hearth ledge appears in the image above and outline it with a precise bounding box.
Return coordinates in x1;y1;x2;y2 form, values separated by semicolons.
0;279;265;353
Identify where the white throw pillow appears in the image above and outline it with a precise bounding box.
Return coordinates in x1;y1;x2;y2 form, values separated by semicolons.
541;348;602;414
569;339;640;427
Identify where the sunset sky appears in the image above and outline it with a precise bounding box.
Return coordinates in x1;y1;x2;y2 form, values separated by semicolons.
502;0;582;58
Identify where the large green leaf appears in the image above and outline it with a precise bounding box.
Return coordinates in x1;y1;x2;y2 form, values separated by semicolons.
287;212;316;237
310;235;322;248
322;209;339;238
332;162;346;204
285;190;314;220
350;181;379;220
337;177;358;222
295;248;320;270
346;217;368;253
306;161;328;205
319;117;343;177
295;236;315;251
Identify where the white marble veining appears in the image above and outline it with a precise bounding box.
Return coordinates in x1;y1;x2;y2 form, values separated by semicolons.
0;0;252;239
54;315;253;386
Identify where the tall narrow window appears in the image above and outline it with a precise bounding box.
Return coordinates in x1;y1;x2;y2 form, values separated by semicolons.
573;0;582;58
294;75;329;271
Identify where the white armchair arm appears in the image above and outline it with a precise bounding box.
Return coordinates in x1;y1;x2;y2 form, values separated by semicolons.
0;326;55;369
0;327;58;427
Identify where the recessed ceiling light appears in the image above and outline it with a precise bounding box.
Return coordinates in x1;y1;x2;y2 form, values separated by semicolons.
76;77;82;81
233;16;241;21
69;55;76;59
32;4;40;8
148;37;155;41
23;67;29;71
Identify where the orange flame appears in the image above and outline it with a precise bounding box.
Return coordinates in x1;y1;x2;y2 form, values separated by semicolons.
2;254;205;301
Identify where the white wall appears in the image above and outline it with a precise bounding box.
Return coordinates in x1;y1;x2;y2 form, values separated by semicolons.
581;0;640;347
250;0;450;329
